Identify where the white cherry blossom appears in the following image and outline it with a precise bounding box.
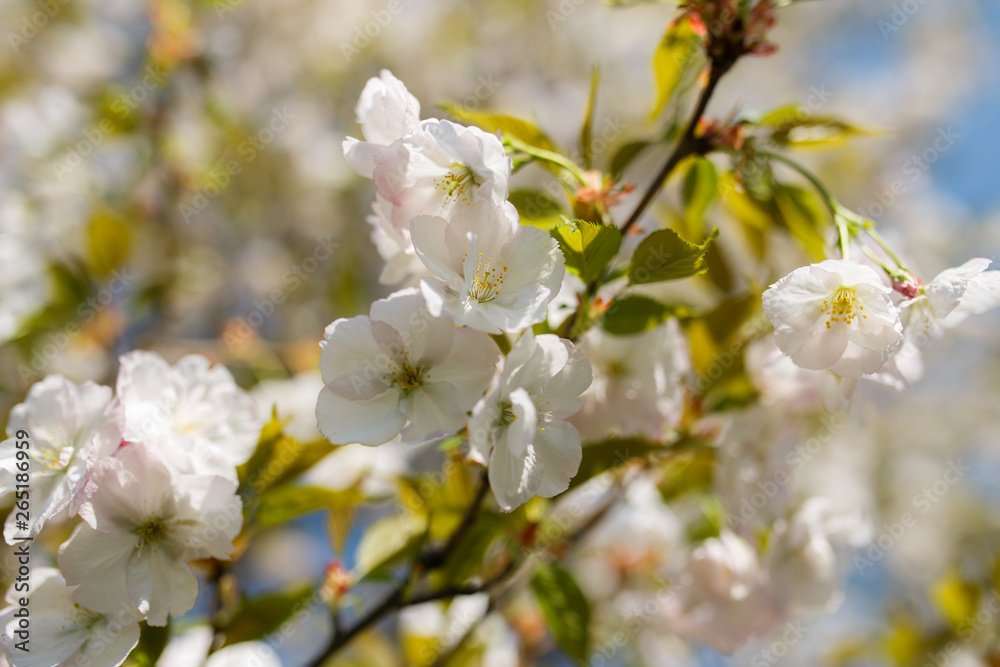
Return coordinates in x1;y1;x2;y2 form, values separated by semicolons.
57;442;242;626
762;259;903;376
901;258;1000;346
373;118;511;234
0;375;122;543
411;201;565;334
342;69;421;178
317;288;499;446
468;331;592;512
116;351;261;479
0;568;140;667
572;321;689;441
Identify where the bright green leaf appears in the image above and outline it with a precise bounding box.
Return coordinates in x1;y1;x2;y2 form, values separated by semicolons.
355;513;427;580
628;227;718;285
759;105;877;150
601;295;684;335
649;17;705;121
773;184;829;261
255;485;363;530
509;189;568;230
551;220;623;284
580;67;600;169
86;211;132;277
571;437;664;490
531;565;591;664
680;156;718;239
439;104;558;153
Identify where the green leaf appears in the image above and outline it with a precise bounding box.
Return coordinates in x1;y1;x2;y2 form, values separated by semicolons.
649;17;705;121
509;189;568;230
255;485;363;530
610;140;651;180
551;220;622;284
355;512;427;580
531;565;591;664
601;295;683;335
86;210;133;278
130;622;170;667
680;156;718;239
571;437;664;490
628;227;718;285
772;184;829;261
219;584;315;647
439;104;558;153
580;66;600;169
441;512;506;586
759;105;876;149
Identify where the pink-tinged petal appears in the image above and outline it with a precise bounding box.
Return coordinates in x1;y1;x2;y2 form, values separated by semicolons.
531;418;582;498
127;546;198;626
429;328;499;401
925;258;991;317
400;382;467;444
343;136;378;178
316;386;405;446
319;315;384;383
58;525;137;616
356;69;421;146
411;215;462;284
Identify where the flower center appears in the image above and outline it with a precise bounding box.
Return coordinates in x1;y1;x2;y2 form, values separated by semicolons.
466;252;508;303
390;358;425;394
820;286;867;328
136;518;168;546
433;163;480;206
496;401;516;427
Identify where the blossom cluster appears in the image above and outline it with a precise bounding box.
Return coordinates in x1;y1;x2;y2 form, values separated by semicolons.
0;352;260;666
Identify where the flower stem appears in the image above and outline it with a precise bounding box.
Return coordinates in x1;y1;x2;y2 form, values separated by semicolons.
505;136;589;186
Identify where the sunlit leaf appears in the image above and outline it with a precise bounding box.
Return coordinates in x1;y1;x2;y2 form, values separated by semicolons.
255;485;363;530
531;565;591;664
439;104;559;153
509;189;568;230
580;67;600;169
219;584;315;648
551;220;622;284
649;17;705;121
601;295;685;335
628;227;718;285
680;156;718;239
355;512;427;580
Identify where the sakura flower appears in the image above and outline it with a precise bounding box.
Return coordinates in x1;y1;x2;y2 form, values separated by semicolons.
901;258;1000;346
367;197;429;285
373;119;511;233
468;331;592;512
58;442;242;626
0;568;140;667
317;288;499;446
0;375;122;543
672;530;780;652
342;69;421;178
765;498;870;612
762;259;903;376
572;321;689;441
116;351;261;479
411;201;565;334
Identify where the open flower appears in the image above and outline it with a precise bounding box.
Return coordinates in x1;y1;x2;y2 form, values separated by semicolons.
116;351;261;480
762;259;903;376
901;258;1000;347
0;568;140;667
317;288;499;446
411;201;565;334
58;442;242;626
342;69;421;178
373;119;511;233
0;375;122;543
468;331;592;512
572;321;689;441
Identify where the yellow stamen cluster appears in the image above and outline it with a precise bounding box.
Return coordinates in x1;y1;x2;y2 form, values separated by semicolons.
383;351;426;394
466;252;508;303
135;518;168;547
432;164;478;206
821;286;868;329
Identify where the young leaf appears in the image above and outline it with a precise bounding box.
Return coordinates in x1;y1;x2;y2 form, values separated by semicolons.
610;140;652;180
355;513;427;580
219;584;315;647
680;156;718;239
254;485;363;530
772;184;829;261
530;565;591;664
758;105;876;150
570;437;664;490
580;66;600;169
649;17;705;121
551;220;623;284
628;227;718;285
439;104;559;153
509;189;568;230
601;295;684;335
